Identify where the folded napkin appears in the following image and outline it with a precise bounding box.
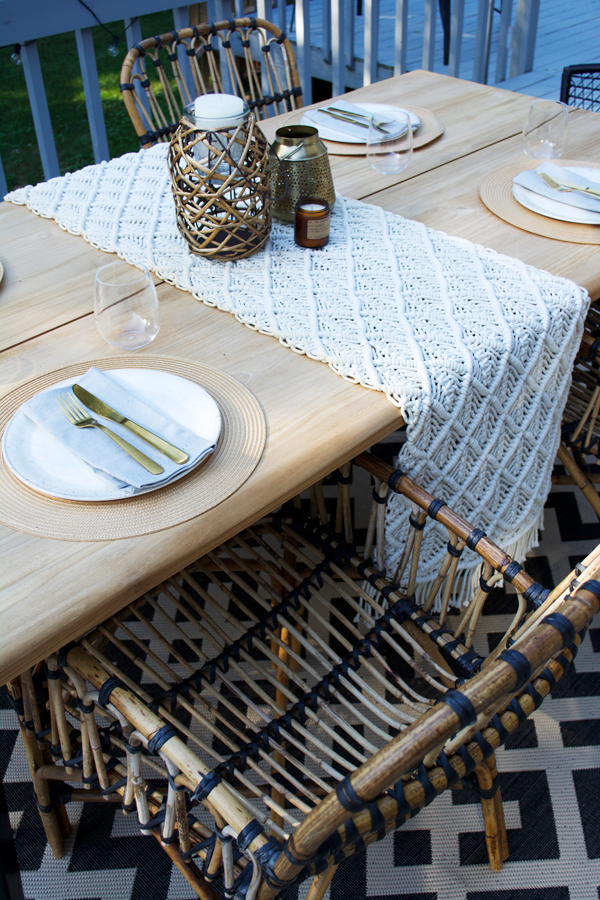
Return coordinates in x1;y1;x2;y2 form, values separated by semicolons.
513;161;600;213
21;367;216;495
305;100;419;142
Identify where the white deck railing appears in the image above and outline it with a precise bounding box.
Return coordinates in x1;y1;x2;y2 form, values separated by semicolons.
0;0;540;196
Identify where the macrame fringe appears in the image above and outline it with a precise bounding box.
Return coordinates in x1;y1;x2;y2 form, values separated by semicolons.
413;513;544;613
357;514;543;620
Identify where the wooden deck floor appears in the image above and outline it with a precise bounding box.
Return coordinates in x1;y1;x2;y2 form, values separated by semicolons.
282;0;600;99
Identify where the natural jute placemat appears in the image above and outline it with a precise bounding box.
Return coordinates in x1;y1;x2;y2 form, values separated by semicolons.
0;356;266;542
282;105;444;156
480;159;600;244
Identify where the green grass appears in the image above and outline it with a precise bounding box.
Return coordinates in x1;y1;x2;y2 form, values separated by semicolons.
0;12;178;192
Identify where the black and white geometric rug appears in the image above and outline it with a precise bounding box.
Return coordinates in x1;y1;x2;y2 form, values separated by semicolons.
2;444;599;900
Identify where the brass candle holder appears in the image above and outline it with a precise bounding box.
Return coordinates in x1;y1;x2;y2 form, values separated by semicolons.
168;100;272;262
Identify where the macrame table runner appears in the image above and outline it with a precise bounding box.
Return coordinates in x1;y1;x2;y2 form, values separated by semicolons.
5;143;589;604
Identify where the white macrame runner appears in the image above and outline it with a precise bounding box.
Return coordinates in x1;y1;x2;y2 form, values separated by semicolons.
5;143;589;606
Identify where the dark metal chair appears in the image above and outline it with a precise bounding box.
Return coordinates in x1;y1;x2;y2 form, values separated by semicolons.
560;64;600;111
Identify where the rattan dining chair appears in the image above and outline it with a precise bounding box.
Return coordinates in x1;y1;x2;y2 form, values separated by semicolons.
119;18;303;148
556;303;600;520
8;451;599;900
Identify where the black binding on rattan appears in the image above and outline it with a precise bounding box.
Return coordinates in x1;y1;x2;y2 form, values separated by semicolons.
417;763;437;806
147;724;179;755
523;581;550;608
409;514;425;530
479;574;492;592
428;498;447;520
191;770;222;802
438;690;477;728
447;542;462;558
465;528;486;550
436;750;460;788
372;488;387;503
387;467;405;492
503;561;523;583
581;579;600;600
57;641;77;670
499;648;532;691
283;837;308;867
97;675;125;708
35;786;73;813
237;818;264;851
336;776;366;812
542;612;576;648
463;772;500;800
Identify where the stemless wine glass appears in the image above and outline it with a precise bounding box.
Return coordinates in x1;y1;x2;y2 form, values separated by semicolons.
366;111;413;176
522;99;569;160
94;263;161;350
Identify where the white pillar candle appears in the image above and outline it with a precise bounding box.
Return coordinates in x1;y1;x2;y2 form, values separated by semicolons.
194;93;245;121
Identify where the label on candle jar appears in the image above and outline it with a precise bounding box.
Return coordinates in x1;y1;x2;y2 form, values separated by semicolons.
306;216;330;239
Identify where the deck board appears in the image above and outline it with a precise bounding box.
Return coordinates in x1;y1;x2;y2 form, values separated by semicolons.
283;0;600;99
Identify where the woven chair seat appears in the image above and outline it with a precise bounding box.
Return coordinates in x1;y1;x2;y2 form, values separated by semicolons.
119;19;303;149
8;453;600;900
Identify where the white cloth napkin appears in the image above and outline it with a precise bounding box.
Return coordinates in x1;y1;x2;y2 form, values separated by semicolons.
305;100;419;142
20;367;215;495
513;161;600;213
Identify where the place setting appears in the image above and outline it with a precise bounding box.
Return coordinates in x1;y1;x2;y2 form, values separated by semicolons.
0;262;267;542
281;96;444;155
480;98;600;243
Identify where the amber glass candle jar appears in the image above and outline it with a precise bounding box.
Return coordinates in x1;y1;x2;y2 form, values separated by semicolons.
294;198;331;248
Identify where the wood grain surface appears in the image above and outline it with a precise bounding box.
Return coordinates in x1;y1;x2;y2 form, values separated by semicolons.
1;70;598;684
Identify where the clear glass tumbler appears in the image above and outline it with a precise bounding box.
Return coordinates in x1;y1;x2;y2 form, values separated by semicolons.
522;99;569;160
366;111;413;176
94;263;161;350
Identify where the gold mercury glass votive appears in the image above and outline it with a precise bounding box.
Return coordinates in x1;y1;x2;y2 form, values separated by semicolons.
269;125;336;223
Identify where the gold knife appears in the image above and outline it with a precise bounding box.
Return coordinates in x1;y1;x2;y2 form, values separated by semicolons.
317;108;369;128
72;384;189;464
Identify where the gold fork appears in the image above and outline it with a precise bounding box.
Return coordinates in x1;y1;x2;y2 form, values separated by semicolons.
57;393;164;475
537;171;600;199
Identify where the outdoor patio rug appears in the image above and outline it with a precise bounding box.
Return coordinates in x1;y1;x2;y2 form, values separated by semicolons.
2;438;599;900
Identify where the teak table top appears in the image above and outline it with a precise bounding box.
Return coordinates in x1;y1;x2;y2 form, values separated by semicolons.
1;70;598;684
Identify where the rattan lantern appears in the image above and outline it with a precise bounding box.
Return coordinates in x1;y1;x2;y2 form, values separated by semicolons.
168;96;271;262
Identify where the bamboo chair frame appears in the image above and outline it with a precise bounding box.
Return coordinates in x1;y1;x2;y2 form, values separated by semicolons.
119;19;303;148
8;452;600;900
555;302;600;520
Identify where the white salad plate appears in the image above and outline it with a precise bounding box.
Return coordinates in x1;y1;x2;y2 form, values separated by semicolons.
2;369;221;502
513;166;600;224
301;102;421;144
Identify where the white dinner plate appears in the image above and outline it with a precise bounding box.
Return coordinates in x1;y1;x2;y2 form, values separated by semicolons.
301;103;421;144
512;166;600;224
2;369;222;502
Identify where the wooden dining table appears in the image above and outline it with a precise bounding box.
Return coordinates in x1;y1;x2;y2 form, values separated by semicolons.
1;69;598;686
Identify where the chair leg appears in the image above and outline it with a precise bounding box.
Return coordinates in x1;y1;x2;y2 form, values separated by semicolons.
8;679;66;859
305;864;339;900
474;754;509;871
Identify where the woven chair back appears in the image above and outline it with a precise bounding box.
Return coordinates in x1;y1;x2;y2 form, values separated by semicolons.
120;18;303;148
560;63;600;111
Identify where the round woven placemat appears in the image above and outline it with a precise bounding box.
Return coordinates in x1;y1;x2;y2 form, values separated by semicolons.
0;356;266;542
282;105;444;156
480;159;600;244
